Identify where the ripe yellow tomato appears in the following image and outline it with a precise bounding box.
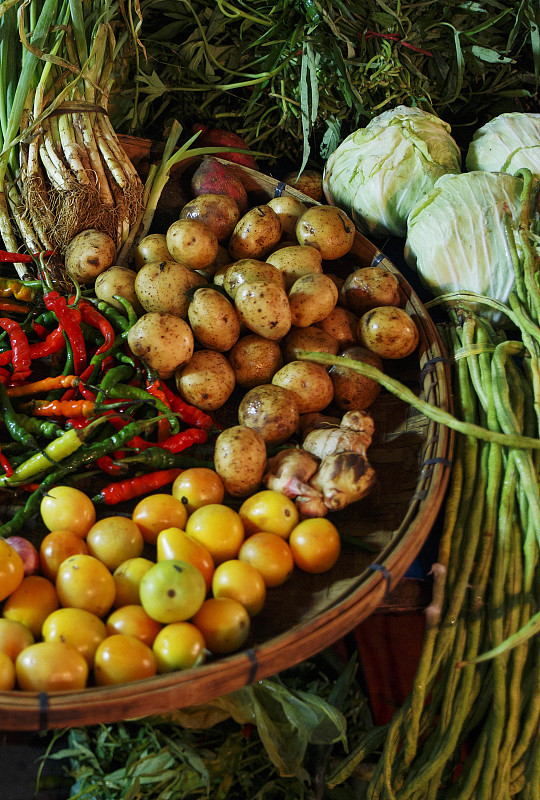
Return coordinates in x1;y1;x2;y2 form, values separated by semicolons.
288;518;341;573
39;530;89;582
93;634;157;685
112;557;155;608
132;494;188;545
157;528;215;592
211;560;266;616
2;575;59;638
238;490;299;539
42;607;108;668
139;560;206;623
0;618;34;661
15;641;88;691
238;532;294;587
192;597;250;654
152;622;206;673
185;504;245;565
171;468;225;514
56;554;116;618
0;539;24;602
0;650;16;691
40;486;96;537
86;516;144;571
106;605;162;647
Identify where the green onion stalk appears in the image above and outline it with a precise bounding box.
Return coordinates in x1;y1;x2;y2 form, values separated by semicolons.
0;0;144;278
299;169;540;798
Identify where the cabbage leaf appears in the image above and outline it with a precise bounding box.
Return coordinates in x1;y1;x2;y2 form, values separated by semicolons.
466;112;540;178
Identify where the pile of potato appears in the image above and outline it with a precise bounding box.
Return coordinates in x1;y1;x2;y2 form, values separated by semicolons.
88;158;420;497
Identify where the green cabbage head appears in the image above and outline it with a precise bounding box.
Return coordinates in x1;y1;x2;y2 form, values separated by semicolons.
405;171;526;320
466;112;540;177
323;106;462;239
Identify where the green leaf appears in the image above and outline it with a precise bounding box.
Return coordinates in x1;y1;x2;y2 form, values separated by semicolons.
471;45;514;63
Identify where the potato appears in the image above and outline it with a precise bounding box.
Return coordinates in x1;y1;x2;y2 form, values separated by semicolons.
281;325;339;363
188;287;240;352
135;260;194;318
166;219;219;270
342;267;401;315
358;306;419;359
234;280;291;341
271;361;334;414
315;307;359;350
329;346;384;411
284;169;324;201
223;259;285;299
265;245;323;290
288;273;339;327
175;350;236;411
133;233;172;271
295;206;355;260
64;228;116;284
196;245;232;281
267;196;308;239
238;384;299;445
180;193;241;242
94;266;144;315
228;205;282;261
214;425;267;497
228;334;283;389
127;313;194;378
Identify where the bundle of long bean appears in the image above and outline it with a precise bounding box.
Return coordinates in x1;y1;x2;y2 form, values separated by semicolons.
0;0;143;278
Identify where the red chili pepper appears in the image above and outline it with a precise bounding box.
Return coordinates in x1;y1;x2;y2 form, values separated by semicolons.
44;292;87;374
161;427;208;453
0;325;65;367
0;300;31;314
96;468;184;505
78;300;115;355
96;455;125;475
159;382;214;430
0;250;34;263
32;322;50;339
0;445;13;478
146;375;173;441
0;318;32;380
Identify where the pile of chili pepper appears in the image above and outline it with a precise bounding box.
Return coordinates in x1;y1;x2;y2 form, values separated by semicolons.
0;252;218;536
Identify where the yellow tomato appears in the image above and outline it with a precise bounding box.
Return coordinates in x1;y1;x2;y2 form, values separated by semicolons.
93;634;157;685
132;494;188;545
185;504;245;565
106;605;162;647
139;560;206;623
0;618;34;661
86;516;144;571
238;490;299;539
0;650;16;691
157;528;215;592
238;532;294;587
40;486;96;537
211;560;266;616
192;597;250;654
42;607;108;668
0;539;24;602
15;641;88;692
288;518;341;573
56;554;116;618
112;557;155;608
2;575;59;638
171;468;225;514
39;530;89;582
152;622;206;673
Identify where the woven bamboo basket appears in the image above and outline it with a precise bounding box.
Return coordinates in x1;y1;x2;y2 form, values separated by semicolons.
0;138;453;730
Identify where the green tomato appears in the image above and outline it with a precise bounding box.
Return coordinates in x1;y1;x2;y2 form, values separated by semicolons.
139;560;206;624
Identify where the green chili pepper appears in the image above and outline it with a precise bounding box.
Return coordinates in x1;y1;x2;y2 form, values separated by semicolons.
0;383;41;451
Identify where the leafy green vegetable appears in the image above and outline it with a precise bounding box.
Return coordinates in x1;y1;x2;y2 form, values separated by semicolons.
109;1;540;167
323;106;462;238
466;111;540;176
404;170;527;323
